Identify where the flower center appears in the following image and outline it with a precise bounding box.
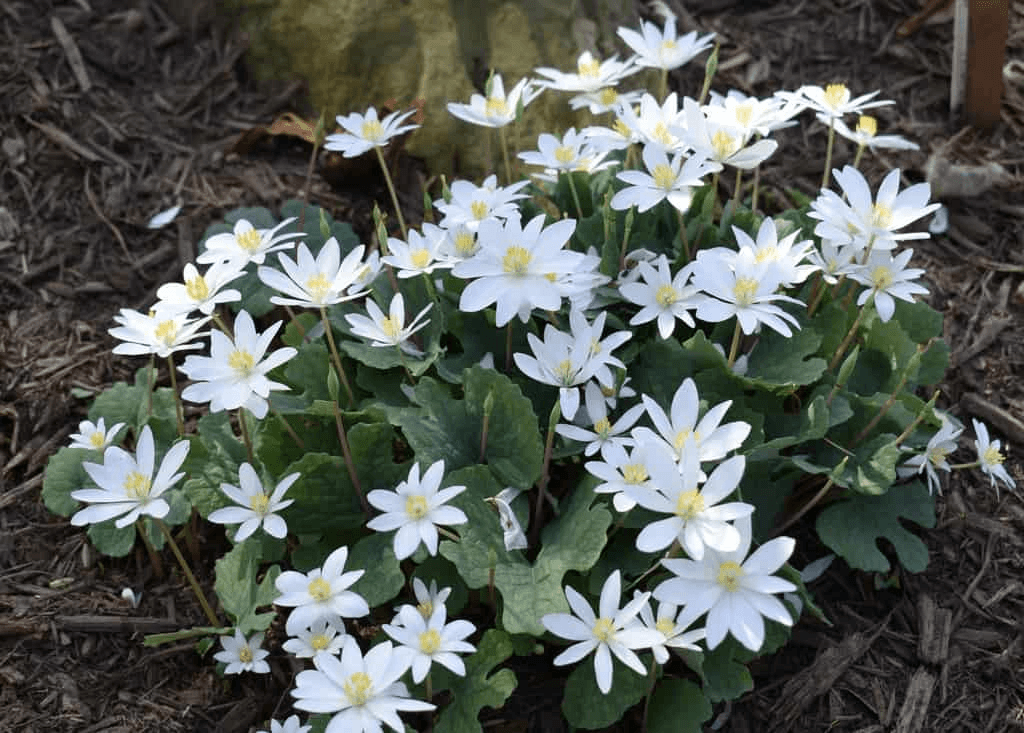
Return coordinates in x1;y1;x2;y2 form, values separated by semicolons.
229;349;255;375
310;633;331;651
418;629;441;654
652;164;676;191
755;245;778;263
410;249;431;269
613;118;632;138
154;320;178;346
236;228;261;252
89;431;106;449
716;560;744;592
470;200;489;220
343;671;373;706
655;617;675;636
711;130;737;160
660;39;677;56
485;96;508;117
185;275;209;301
674;489;705;520
502;245;532;275
417;600;433;619
824;83;849;111
305;273;331;303
454;231;476;256
554;145;575;165
984;445;1005;466
598;87;618;106
622;463;648;484
308;577;332;602
735;102;754;128
592;617;615;642
123;470;151;500
870;266;894;291
871;203;892;228
554;358;576;385
857;115;877;137
249;493;270;515
733;276;759;306
405;495;429;520
673;428;696;452
653;122;673;146
593;417;612;437
929;447;950;467
361;119;384;142
655;284;678;306
578;56;600;77
238;646;254;663
380;316;402;341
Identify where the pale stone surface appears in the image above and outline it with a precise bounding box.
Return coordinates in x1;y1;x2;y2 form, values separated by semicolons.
237;0;638;176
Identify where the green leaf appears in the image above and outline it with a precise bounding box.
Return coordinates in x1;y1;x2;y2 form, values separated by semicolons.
561;652;650;729
646;678;713;733
43;447;92;516
849;434;900;496
86;518;137;558
181;412;247;518
688;638;754;703
89;377;144;432
214;538;281;634
744;325;827;390
816;480;935;573
433;630;517;733
630;333;725;407
397;366;543;489
347;532;404;607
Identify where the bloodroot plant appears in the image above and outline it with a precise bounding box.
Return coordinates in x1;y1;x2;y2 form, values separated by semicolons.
44;10;1015;733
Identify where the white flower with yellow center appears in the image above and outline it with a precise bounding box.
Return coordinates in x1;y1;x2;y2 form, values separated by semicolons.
728;218;818;289
447;73;541;128
344;293;432;357
109;306;209;359
612;143;717;215
634;595;706;664
282;618;349;659
614;92;688;152
898;417;963;495
849;248;928;323
654;516;796;652
680;98;778;170
382;224;451;278
179;310;296;419
258;238;370;308
197;217;304;267
324;106;420;158
541;571;663;694
275;545;369;636
826;114;919;152
534;50;639;93
617;19;715;71
518;127;613;180
70;425;189;529
434;175;529;232
257;714;311;733
557;381;645;458
208;462;298;542
403;577;452;621
366;460;468;561
569;87;643;115
706;89;802;138
973;419;1016;496
156;260;244;316
618;253;700;340
214;629;270;675
291;638;432;733
780;82;893;123
68;417;125;452
586;441;658;512
383;602;476;683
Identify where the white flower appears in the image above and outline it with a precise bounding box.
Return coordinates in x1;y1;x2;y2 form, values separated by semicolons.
541;571;663;694
436;223;480;264
619;254;699;339
282;618;350;659
382;225;450;278
569;87;643;115
275;546;369;635
634;595;705;664
680;98;778;170
207;462;298;542
518;127;613;179
452;212;584;327
973;419;1016;495
70;425;188;529
617;20;715;71
779;82;893;123
850;249;929;323
257;239;369;308
611;144;716;214
366;460;468;560
828;114;919;152
556;381;645;457
486;488;529;551
615;92;688;152
654;516;796;652
258;715;311;733
434;175;529;232
324;106;420;158
706;90;801;138
406;577;452;620
806;238;861;285
691;247;802;336
68;417;125;452
109;306;209;359
626;442;753;559
730;219;817;288
447;74;541;128
898;418;963;495
586;441;656;512
214;629;270;674
534;50;639;93
291;639;433;733
179;310;297;419
344;293;432;356
197;217;304;267
156;260;244;316
383;603;476;683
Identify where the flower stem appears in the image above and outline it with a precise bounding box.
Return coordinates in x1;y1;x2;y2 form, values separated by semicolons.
271;405;305;451
211;312;232;336
772;458;848;537
320;306;355;408
564;171;585;220
852;142;866;170
373;145;407;239
658;67;668;102
675;207;690;262
156;518;219;626
732;167;744;208
821;119;836;190
529;401;560;548
641;656;659;732
504;321;514;373
146;354;155;419
237;408;255;464
726;319;743;369
332;400;370;519
498;125;514;186
751;164;762;212
805;273;826;317
828;301;869;371
165;356;185;436
851;343;932;446
618;207;636;275
135;519;164;579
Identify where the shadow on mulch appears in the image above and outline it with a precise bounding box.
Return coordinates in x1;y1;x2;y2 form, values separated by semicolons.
1;1;1022;731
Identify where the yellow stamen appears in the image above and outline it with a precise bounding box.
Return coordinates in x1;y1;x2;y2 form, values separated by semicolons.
656;284;678;307
673;428;692;452
249;493;270;514
502;245;531;275
613;118;632;138
870;266;894;290
554;358;575;384
735;101;754;128
238;646;254;663
598;87;618;106
554;146;575;165
305;272;331;303
308;577;332;602
89;431;106;450
856;115;877;137
711;130;737;160
236;228;261;252
419;629;441;654
652;122;673;146
823;83;849;111
655;617;675;636
578;56;601;77
343;672;373;706
454;231;476;256
984;446;1005;466
185;275;209;301
410;249;431;269
405;495;429;520
733;276;759;306
717;560;744;592
417;600;433;619
754;246;778;263
123;471;151;500
652;163;676;191
310;633;331;651
622;463;648;484
594;417;612;437
660;39;677;55
154;320;178;346
470;200;489;220
592;617;615;642
229;349;255;375
485;96;508;117
380;316;401;341
674;489;705;520
871;203;892;228
361;119;384;142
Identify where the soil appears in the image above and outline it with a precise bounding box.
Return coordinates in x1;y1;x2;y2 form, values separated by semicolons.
2;1;1023;732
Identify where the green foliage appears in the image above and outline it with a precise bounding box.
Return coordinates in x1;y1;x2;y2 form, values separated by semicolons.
434;630;517;733
214;538;281;634
42;446;91;516
646;679;713;733
348;532;404;607
561;653;651;729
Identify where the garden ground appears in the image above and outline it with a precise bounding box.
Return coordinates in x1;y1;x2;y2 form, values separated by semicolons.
1;1;1022;731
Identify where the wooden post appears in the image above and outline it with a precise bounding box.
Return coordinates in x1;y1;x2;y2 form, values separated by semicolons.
955;0;1011;128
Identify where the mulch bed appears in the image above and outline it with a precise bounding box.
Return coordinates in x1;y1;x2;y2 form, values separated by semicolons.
1;1;1022;731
